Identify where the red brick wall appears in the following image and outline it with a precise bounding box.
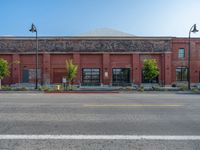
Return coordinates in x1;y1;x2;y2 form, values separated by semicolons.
110;54;132;83
20;54;43;83
172;38;200;84
80;54;103;84
50;54;72;84
132;54;140;84
0;38;200;86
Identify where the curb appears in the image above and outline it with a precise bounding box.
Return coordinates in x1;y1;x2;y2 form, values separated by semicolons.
44;91;119;94
0;91;42;94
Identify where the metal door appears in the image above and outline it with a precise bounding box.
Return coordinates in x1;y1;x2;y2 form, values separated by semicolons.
22;69;29;83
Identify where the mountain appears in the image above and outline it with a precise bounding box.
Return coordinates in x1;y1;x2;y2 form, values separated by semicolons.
79;28;134;36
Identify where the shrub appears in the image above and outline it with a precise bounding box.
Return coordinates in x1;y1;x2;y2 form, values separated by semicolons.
14;87;28;91
143;59;159;83
191;87;199;93
66;59;78;90
138;86;144;92
0;59;10;89
126;87;133;91
180;85;188;91
1;85;12;91
39;86;50;91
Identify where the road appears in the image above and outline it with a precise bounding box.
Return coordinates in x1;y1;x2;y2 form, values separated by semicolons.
0;92;200;149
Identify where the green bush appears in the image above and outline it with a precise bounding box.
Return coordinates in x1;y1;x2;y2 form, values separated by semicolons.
152;86;160;91
14;87;28;91
39;86;51;91
180;85;188;91
66;85;77;91
1;85;12;91
138;86;144;92
191;87;199;93
46;88;54;92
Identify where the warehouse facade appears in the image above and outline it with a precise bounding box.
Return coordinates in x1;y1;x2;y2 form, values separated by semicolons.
0;36;200;86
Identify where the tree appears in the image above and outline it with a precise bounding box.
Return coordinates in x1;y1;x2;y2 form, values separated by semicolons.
143;59;159;83
65;59;78;90
0;58;10;89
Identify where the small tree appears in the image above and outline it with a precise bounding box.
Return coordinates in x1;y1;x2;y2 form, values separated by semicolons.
143;59;159;83
65;59;78;90
0;58;10;89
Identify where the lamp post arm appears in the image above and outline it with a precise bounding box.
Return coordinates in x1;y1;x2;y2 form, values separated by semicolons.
189;24;195;34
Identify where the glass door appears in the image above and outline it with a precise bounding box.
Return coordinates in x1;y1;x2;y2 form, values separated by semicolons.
112;68;130;86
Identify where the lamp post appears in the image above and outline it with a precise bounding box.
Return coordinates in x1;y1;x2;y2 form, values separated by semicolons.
188;24;198;90
29;23;39;89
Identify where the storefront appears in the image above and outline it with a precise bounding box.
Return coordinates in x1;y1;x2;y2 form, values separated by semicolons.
0;36;200;86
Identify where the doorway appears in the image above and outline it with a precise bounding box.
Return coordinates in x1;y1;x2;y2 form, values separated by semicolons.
22;69;29;83
112;68;130;86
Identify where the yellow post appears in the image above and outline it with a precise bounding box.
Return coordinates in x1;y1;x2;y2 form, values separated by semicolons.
56;85;60;90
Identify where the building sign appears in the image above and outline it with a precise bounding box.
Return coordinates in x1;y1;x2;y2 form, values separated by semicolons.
104;72;108;78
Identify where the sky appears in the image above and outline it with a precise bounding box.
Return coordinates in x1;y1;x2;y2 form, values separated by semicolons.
0;0;200;37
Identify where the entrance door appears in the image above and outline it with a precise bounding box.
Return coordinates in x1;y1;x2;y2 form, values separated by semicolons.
112;68;130;86
199;71;200;82
22;69;29;83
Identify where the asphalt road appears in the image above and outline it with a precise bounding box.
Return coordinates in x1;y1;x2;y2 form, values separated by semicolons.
0;92;200;149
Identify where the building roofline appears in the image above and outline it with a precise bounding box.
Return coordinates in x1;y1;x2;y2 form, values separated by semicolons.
0;36;173;40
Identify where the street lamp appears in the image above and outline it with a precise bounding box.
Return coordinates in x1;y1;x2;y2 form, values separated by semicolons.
29;23;39;89
188;24;198;90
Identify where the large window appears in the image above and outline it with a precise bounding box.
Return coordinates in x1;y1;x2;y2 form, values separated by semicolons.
82;68;100;86
178;48;185;59
112;68;130;86
176;67;188;81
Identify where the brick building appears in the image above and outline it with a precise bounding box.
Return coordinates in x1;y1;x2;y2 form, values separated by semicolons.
0;36;200;86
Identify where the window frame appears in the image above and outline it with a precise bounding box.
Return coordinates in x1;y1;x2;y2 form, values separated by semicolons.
176;67;188;81
178;48;185;59
112;68;131;86
82;68;100;86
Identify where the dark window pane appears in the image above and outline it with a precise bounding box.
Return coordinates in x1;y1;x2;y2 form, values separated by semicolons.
176;67;188;81
178;48;185;58
112;68;130;86
82;68;100;86
176;68;181;81
182;68;188;81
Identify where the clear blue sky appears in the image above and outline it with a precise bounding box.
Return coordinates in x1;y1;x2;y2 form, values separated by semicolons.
0;0;200;37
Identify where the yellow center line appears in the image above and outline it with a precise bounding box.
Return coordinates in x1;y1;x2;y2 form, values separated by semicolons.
84;104;183;107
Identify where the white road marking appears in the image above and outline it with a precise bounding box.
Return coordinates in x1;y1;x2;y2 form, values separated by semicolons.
84;104;183;107
0;135;200;140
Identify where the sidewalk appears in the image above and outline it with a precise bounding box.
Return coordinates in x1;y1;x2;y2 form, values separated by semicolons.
0;85;200;94
0;90;199;94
